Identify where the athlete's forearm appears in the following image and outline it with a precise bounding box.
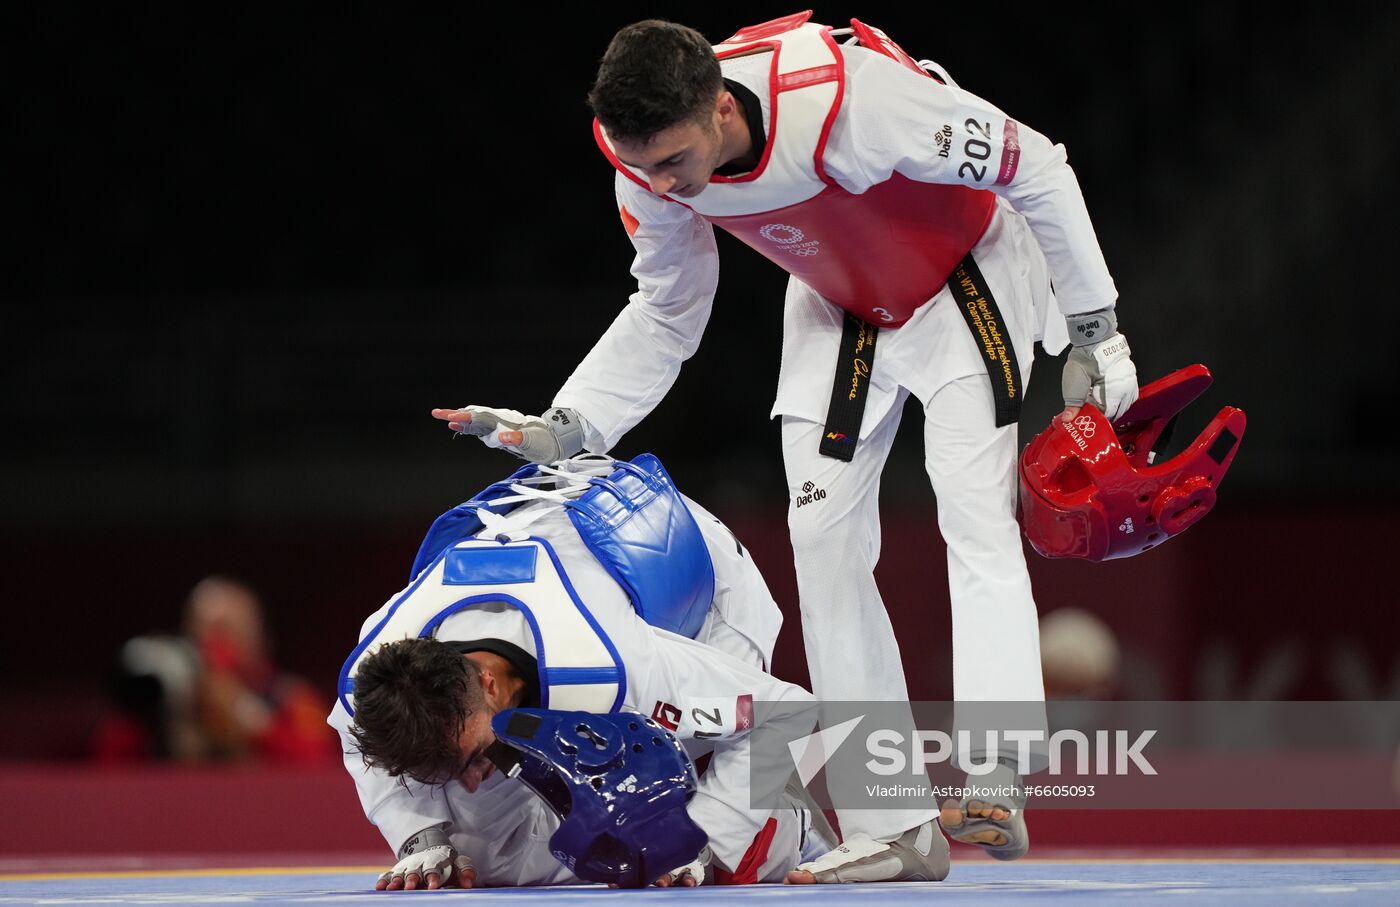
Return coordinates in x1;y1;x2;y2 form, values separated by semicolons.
326;701;453;854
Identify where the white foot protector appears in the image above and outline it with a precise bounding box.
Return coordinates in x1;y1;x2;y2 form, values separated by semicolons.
792;821;950;883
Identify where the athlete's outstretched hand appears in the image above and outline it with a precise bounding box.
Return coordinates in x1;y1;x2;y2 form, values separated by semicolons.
378;827;476;891
608;848;708;888
652;851;706;887
432;405;584;464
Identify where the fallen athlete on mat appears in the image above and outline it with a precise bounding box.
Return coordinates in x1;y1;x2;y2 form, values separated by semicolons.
329;454;960;888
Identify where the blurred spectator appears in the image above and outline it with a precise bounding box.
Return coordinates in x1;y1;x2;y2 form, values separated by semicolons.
90;634;202;761
91;576;338;764
1039;607;1121;699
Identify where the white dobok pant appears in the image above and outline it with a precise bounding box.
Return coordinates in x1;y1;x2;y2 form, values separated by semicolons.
775;201;1055;841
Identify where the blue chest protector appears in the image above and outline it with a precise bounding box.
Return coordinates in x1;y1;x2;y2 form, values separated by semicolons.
410;454;715;640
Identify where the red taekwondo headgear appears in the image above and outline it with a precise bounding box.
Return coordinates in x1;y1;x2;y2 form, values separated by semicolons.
1019;365;1246;561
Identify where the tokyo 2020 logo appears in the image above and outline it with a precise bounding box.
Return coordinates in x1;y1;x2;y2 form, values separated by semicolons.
759;224;804;244
759;223;820;257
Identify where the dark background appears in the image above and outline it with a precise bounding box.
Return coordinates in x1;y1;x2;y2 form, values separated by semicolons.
3;4;1398;758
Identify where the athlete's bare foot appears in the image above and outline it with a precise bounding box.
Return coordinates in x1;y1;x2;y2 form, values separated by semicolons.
940;798;1011;846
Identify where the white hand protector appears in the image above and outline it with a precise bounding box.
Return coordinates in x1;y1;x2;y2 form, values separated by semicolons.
456;405;585;464
662;847;710;886
380;826;475;889
1062;308;1139;421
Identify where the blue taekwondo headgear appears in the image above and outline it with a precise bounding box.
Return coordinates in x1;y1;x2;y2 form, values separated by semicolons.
486;708;708;887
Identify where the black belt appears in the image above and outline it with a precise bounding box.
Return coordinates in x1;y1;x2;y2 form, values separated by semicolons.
946;253;1022;428
818;252;1022;462
818;313;876;462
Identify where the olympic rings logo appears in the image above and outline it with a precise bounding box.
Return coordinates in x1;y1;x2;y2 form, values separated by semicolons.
1073;415;1097;437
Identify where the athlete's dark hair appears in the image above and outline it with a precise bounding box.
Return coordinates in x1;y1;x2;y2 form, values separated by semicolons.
587;19;723;143
349;637;484;786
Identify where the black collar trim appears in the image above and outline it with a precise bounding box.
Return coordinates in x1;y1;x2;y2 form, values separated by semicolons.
448;638;541;709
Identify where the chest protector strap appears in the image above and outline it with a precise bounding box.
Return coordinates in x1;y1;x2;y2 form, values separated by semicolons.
409;459;543;582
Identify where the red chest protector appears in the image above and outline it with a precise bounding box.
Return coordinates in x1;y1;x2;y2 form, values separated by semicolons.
594;13;995;327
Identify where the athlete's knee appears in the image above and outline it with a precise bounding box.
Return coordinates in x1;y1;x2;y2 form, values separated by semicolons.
788;502;875;564
934;485;1021;550
927;454;1017;522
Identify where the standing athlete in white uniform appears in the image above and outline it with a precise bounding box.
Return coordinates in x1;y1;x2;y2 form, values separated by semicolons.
434;13;1139;882
328;456;830;888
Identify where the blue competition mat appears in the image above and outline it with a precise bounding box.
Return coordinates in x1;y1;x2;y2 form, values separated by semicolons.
3;861;1400;905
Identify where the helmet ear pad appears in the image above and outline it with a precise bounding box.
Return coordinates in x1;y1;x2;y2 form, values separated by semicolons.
1151;476;1216;536
1019;365;1246;562
1046;456;1095;497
